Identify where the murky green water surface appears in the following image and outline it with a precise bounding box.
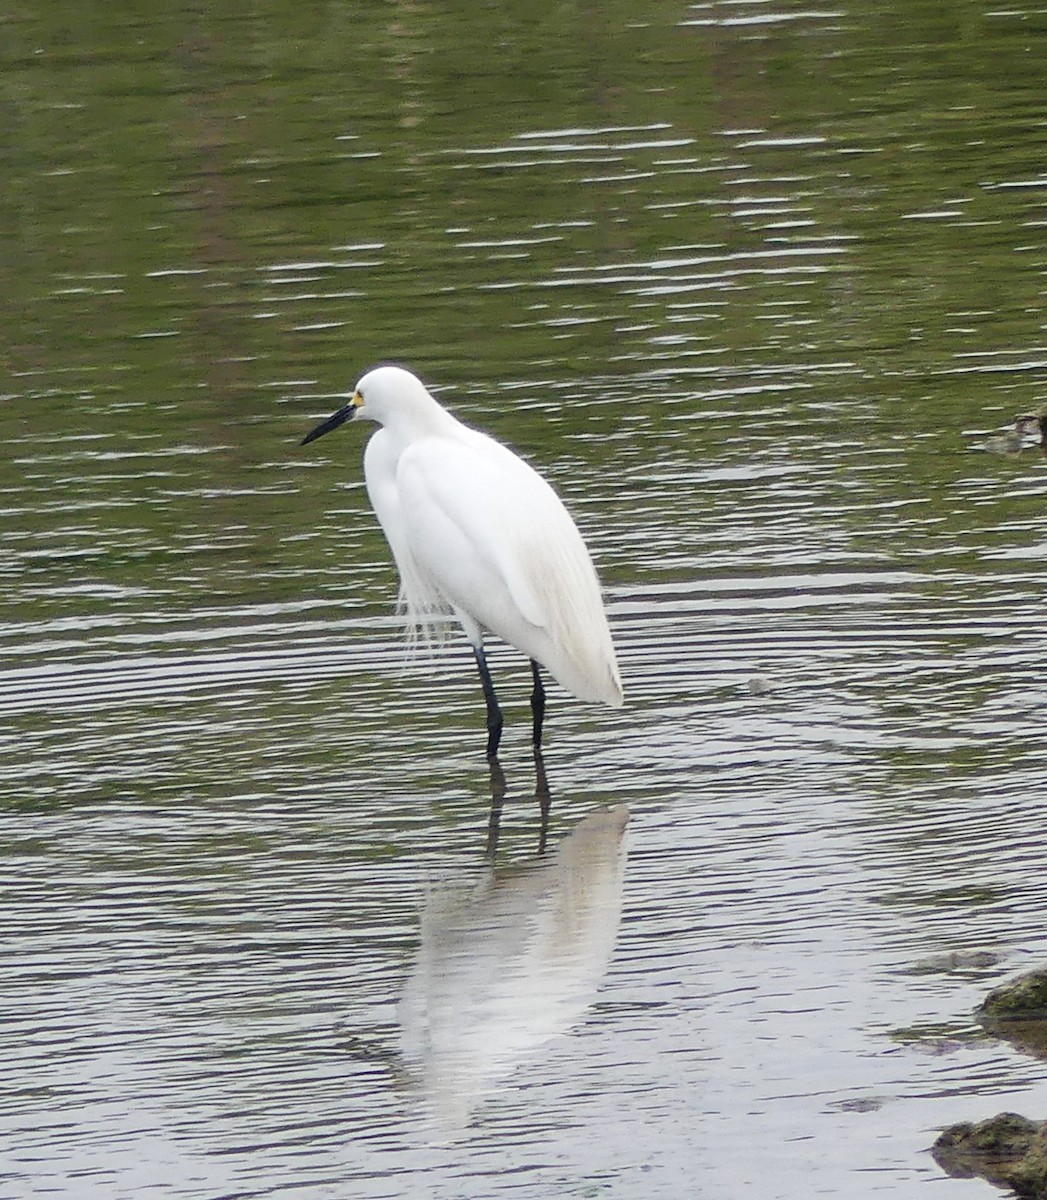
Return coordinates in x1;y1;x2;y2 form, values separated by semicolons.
4;3;1047;1197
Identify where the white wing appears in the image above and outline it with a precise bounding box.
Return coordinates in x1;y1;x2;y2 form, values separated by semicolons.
394;429;621;705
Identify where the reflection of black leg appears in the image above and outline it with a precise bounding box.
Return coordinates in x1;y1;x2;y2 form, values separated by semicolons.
485;755;507;861
472;644;503;758
529;659;546;749
533;744;552;855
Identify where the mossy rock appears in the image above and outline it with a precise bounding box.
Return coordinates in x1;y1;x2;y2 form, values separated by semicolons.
980;969;1047;1020
932;1113;1047;1198
977;968;1047;1057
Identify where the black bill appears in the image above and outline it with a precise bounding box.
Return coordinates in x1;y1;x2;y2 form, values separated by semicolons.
300;403;354;446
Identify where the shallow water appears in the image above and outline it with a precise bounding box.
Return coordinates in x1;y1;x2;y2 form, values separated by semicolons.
4;2;1047;1197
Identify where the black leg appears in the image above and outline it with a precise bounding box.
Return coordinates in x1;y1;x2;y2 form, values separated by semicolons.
529;659;546;749
472;644;503;758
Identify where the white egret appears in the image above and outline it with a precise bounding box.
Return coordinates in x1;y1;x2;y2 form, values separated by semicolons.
301;365;623;757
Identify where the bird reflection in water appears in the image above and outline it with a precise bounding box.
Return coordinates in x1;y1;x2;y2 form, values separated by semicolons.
398;756;628;1131
484;748;552;859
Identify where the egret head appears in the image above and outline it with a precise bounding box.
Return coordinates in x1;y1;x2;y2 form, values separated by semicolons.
300;365;432;445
